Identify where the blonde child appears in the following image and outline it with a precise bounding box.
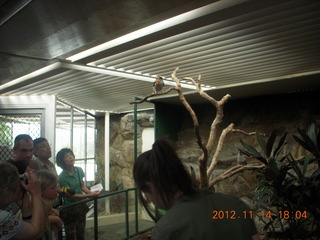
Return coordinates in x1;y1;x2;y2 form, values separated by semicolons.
35;170;63;240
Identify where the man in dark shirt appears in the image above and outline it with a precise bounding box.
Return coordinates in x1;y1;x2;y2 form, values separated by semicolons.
8;134;38;172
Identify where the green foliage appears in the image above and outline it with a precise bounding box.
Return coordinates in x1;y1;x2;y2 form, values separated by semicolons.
239;126;320;239
110;179;124;191
95;155;105;188
0;123;12;146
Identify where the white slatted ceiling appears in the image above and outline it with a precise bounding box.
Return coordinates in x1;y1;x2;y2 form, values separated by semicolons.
2;0;320;113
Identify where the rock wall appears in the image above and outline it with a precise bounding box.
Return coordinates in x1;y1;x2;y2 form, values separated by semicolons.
109;111;154;189
99;91;320;200
175;91;320;202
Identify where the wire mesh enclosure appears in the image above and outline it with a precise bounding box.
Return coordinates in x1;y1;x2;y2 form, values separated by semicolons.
0;114;41;161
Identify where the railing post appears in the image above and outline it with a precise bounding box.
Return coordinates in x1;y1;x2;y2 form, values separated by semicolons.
94;198;98;240
125;190;129;238
133;97;138;161
60;188;149;240
135;188;139;233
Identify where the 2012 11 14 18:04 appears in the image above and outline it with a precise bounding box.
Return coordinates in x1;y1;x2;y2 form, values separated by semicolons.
212;210;307;220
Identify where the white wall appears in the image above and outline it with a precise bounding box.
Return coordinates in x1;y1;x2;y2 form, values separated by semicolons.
142;128;155;152
0;95;56;161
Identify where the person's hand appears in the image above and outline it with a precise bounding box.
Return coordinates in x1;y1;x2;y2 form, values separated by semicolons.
25;167;36;174
89;190;100;198
50;208;60;216
20;172;41;197
49;215;64;232
21;191;33;217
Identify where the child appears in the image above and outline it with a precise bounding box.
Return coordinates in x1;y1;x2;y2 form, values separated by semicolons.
56;148;100;240
35;170;63;240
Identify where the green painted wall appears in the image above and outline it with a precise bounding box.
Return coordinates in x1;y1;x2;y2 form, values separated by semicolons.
154;103;183;141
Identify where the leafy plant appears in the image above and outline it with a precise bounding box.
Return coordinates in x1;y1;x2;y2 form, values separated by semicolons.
0;122;12;146
94;155;105;188
239;125;320;239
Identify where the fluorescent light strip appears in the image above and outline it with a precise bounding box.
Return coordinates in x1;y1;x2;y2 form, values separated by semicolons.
0;63;61;91
66;0;248;62
61;63;211;90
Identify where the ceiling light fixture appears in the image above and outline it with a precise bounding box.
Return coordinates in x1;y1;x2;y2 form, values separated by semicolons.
0;63;61;92
62;62;208;90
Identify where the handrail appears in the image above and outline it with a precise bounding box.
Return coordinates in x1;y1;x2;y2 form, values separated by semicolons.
59;188;153;240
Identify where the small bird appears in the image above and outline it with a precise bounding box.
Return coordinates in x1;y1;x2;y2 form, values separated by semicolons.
153;76;164;93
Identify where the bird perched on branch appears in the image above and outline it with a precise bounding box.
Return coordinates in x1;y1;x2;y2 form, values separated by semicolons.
153;76;164;93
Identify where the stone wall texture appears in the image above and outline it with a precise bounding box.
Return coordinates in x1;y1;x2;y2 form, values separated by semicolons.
102;92;320;202
109;111;154;189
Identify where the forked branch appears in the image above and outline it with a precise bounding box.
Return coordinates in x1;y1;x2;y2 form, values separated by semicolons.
172;68;208;187
209;164;265;187
130;86;178;104
130;67;262;189
207;125;257;179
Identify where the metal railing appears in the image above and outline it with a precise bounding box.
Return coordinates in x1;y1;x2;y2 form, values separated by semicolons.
59;188;153;240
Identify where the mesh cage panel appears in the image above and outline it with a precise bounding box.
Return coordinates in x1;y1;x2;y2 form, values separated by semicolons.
0;114;41;161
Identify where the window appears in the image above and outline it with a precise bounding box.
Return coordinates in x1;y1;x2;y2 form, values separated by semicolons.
55;101;96;182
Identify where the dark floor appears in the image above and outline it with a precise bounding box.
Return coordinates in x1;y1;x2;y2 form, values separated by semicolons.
84;220;154;240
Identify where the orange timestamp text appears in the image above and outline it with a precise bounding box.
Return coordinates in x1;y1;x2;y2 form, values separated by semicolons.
212;210;307;220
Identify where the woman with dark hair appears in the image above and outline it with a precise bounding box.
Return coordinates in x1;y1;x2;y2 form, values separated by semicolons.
56;148;100;240
133;138;261;240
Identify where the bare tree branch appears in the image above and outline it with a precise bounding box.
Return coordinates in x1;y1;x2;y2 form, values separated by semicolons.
186;75;231;157
130;67;264;190
207;123;234;178
172;68;208;187
130;86;179;104
207;126;258;181
209;164;265;187
231;128;261;136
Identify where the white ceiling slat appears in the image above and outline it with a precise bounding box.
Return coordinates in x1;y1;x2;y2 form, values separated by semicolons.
92;0;317;65
1;0;320;113
119;16;319;69
93;2;319;68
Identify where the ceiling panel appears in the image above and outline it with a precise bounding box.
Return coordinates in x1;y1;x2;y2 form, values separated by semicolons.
1;0;320;114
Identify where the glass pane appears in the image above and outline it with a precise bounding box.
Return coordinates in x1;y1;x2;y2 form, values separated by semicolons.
86;158;95;182
55;100;97;183
73;109;85;159
55;101;71;152
74;159;95;182
74;159;85;171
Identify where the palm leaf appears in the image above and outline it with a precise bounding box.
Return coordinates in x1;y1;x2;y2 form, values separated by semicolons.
240;139;262;157
256;132;266;155
310;168;320;179
302;157;310;176
266;130;277;158
273;132;287;157
297;127;318;154
293;134;311;152
239;140;268;165
307;123;319;151
238;149;268;165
